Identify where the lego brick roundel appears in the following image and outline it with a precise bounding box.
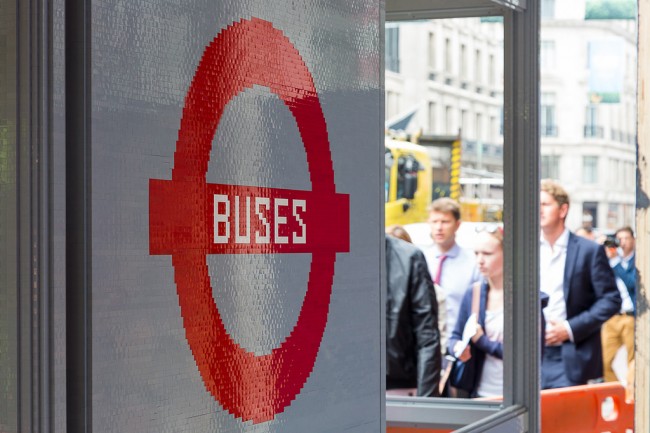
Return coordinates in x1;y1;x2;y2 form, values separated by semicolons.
89;2;381;432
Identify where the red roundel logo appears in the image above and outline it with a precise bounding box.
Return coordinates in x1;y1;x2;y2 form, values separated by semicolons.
149;18;349;424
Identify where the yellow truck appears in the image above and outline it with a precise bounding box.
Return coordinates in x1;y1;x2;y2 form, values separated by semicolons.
385;135;501;226
385;138;432;226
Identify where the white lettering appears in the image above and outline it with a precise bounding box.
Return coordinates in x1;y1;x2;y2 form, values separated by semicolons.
293;200;306;244
213;194;230;243
235;196;251;244
255;197;271;244
274;198;289;244
213;194;308;246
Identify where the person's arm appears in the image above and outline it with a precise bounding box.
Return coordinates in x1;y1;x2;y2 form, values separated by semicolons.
473;334;503;359
567;245;622;343
410;250;442;397
469;289;503;359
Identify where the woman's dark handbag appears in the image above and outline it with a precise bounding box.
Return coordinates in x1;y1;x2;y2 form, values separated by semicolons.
448;282;482;394
449;349;478;393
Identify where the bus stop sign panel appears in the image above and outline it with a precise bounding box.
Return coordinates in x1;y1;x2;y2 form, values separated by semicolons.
149;18;350;424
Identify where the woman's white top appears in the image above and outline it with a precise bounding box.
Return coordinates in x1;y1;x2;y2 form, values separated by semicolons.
475;308;504;398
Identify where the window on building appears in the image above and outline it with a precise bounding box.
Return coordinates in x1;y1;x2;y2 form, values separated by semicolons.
461;109;469;136
586;104;598;126
541;93;557;136
584;104;602;138
541;0;555;19
489;54;495;86
386;26;400;73
445;38;452;73
490;115;497;142
541;155;560;179
583;201;598;228
607;203;619;230
540;40;555;70
475;113;483;141
583;156;599;184
428;32;436;70
428;102;436;133
460;44;468;82
475;49;482;85
445;105;454;134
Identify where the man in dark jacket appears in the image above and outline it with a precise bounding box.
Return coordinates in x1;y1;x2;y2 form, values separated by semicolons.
386;235;442;397
540;180;621;388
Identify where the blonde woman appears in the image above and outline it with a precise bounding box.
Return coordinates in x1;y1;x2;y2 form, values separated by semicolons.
448;227;504;398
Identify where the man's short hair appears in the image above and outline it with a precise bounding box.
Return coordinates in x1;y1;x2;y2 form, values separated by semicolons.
541;179;570;208
428;197;461;221
616;226;635;238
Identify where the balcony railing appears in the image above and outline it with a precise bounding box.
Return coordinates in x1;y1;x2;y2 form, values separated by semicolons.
584;125;604;138
608;129;637;144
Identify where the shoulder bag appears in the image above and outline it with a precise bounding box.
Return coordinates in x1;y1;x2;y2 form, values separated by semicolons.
448;281;482;394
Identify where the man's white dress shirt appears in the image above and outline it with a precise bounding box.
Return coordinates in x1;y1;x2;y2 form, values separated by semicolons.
540;228;574;343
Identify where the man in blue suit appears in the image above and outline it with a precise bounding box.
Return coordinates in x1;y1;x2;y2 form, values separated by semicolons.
540;180;621;389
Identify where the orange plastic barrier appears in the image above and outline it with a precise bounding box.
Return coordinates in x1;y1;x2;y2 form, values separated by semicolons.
541;382;633;433
387;382;634;433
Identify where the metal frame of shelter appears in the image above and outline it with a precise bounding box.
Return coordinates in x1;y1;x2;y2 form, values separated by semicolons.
2;0;539;431
384;0;541;431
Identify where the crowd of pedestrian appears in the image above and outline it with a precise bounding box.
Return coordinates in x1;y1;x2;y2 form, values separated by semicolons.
385;179;635;399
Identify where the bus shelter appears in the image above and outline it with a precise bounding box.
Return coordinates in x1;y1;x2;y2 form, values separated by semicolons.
0;0;576;433
385;0;541;431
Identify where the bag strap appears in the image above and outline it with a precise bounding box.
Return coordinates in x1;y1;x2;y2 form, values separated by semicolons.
471;281;482;317
439;281;482;396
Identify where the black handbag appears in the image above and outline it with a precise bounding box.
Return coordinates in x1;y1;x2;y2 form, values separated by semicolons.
449;349;478;393
448;282;481;393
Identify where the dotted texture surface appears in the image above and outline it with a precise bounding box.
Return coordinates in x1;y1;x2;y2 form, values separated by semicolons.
90;2;381;432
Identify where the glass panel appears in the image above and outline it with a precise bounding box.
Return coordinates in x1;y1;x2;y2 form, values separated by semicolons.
384;17;504;405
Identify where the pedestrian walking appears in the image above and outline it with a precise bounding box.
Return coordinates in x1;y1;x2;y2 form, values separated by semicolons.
539;179;621;389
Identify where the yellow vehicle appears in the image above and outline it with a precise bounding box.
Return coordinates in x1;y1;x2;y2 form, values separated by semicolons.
385;138;432;226
459;199;503;223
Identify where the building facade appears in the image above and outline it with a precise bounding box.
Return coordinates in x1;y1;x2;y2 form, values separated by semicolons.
540;1;637;231
386;4;637;231
385;18;505;210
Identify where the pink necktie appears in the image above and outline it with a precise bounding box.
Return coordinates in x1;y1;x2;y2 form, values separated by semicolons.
434;255;447;285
